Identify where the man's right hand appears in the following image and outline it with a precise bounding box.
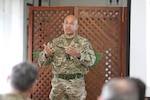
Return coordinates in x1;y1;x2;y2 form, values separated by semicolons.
43;44;55;58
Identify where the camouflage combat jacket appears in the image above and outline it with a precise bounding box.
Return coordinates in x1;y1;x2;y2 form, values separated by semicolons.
38;34;96;75
0;94;31;100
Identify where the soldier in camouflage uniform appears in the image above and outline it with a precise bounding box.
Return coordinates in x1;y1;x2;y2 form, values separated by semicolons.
38;15;96;100
0;61;38;100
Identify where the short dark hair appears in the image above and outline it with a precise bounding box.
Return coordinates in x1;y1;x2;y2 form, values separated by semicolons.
10;61;38;92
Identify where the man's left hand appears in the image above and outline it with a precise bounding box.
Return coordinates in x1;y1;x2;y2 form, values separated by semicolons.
65;46;80;58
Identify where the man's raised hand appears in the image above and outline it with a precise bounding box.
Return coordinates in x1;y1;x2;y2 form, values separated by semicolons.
43;44;55;57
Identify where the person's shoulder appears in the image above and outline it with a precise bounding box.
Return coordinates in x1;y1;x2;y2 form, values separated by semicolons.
52;34;64;42
77;35;89;42
0;93;31;100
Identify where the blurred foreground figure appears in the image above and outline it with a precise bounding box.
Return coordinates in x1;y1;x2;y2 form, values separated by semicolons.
129;77;146;100
97;78;139;100
0;61;38;100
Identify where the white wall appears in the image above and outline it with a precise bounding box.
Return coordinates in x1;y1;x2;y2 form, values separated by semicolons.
59;0;106;6
146;0;150;97
31;0;127;6
50;0;59;6
146;0;150;87
130;0;150;97
50;0;127;6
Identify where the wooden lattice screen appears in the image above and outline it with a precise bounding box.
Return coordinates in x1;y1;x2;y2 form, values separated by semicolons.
28;7;74;100
74;7;126;100
28;6;127;100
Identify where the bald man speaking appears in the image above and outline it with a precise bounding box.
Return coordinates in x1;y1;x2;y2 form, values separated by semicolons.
38;15;96;100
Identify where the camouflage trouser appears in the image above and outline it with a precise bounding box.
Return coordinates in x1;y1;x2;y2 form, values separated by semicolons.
49;76;87;100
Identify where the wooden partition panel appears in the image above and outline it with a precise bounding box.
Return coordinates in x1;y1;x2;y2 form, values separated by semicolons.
28;7;74;100
74;7;126;100
28;6;127;100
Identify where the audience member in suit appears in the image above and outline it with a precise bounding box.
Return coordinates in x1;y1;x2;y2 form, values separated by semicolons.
0;61;38;100
97;78;139;100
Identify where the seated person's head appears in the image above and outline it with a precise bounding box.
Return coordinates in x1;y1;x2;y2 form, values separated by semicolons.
9;61;38;92
128;77;146;100
98;78;138;100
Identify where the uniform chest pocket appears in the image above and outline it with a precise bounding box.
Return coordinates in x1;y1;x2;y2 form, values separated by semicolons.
53;51;66;67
